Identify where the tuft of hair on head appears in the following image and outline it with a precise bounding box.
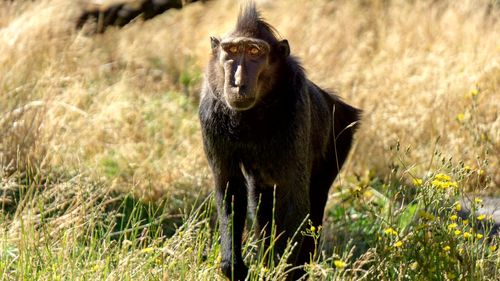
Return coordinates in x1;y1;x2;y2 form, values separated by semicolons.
234;1;280;43
236;1;261;33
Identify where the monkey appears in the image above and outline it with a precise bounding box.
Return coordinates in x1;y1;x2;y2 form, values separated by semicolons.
199;3;360;280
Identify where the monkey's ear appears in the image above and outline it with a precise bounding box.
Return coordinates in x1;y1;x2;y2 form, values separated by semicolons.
210;36;220;51
277;39;290;57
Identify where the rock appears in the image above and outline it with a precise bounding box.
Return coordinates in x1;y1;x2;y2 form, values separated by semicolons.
460;196;500;236
76;0;202;33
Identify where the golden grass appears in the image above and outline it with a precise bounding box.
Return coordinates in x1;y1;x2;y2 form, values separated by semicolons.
1;0;499;201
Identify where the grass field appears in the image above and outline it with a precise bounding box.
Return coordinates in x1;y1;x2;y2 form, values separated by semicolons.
1;0;499;280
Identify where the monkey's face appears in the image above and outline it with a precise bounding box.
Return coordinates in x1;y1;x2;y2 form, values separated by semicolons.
212;37;271;111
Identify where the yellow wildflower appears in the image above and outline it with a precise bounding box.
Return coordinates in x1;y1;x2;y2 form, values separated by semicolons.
463;232;472;239
334;260;347;269
476;234;483;239
443;245;451;252
477;214;486;221
456;113;465;122
478;169;485;176
310;225;316;232
468;84;480;98
435;173;451;181
463;165;472;172
412;178;423;186
363;189;373;198
384;227;398;236
454;202;462;212
431;178;457;189
410;262;418;270
450;215;458;221
462;219;469;225
447;223;458;230
454;230;461;236
490;245;497;252
431;180;442;188
393;241;403;248
140;247;154;254
474;198;483;204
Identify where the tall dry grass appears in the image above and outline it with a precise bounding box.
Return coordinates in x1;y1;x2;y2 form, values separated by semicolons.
1;0;498;198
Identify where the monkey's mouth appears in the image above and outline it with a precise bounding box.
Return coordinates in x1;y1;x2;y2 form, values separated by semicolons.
224;90;256;111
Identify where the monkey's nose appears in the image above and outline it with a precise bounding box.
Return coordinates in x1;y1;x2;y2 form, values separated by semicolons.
234;65;245;87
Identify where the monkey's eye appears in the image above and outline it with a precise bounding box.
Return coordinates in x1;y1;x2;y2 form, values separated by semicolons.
228;46;238;54
248;46;260;56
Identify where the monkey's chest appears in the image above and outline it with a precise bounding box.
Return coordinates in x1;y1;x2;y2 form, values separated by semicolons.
224;118;286;143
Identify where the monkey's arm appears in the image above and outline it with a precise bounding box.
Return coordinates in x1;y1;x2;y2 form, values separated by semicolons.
199;100;249;280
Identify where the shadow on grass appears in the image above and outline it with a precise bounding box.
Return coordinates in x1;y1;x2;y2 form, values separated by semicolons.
0;168;200;244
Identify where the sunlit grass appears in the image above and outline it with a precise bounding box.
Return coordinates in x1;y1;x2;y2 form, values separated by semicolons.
1;155;498;280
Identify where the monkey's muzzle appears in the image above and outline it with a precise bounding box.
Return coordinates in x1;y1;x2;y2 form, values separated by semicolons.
224;87;256;111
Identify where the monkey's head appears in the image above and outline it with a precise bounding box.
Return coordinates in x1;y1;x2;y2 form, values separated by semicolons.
208;3;290;111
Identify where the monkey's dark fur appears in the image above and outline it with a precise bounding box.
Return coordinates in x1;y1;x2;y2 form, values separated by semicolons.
199;3;360;280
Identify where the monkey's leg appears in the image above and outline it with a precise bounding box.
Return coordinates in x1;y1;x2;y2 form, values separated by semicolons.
214;172;248;281
284;189;311;281
309;165;336;228
254;186;310;275
289;169;335;271
252;187;275;265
